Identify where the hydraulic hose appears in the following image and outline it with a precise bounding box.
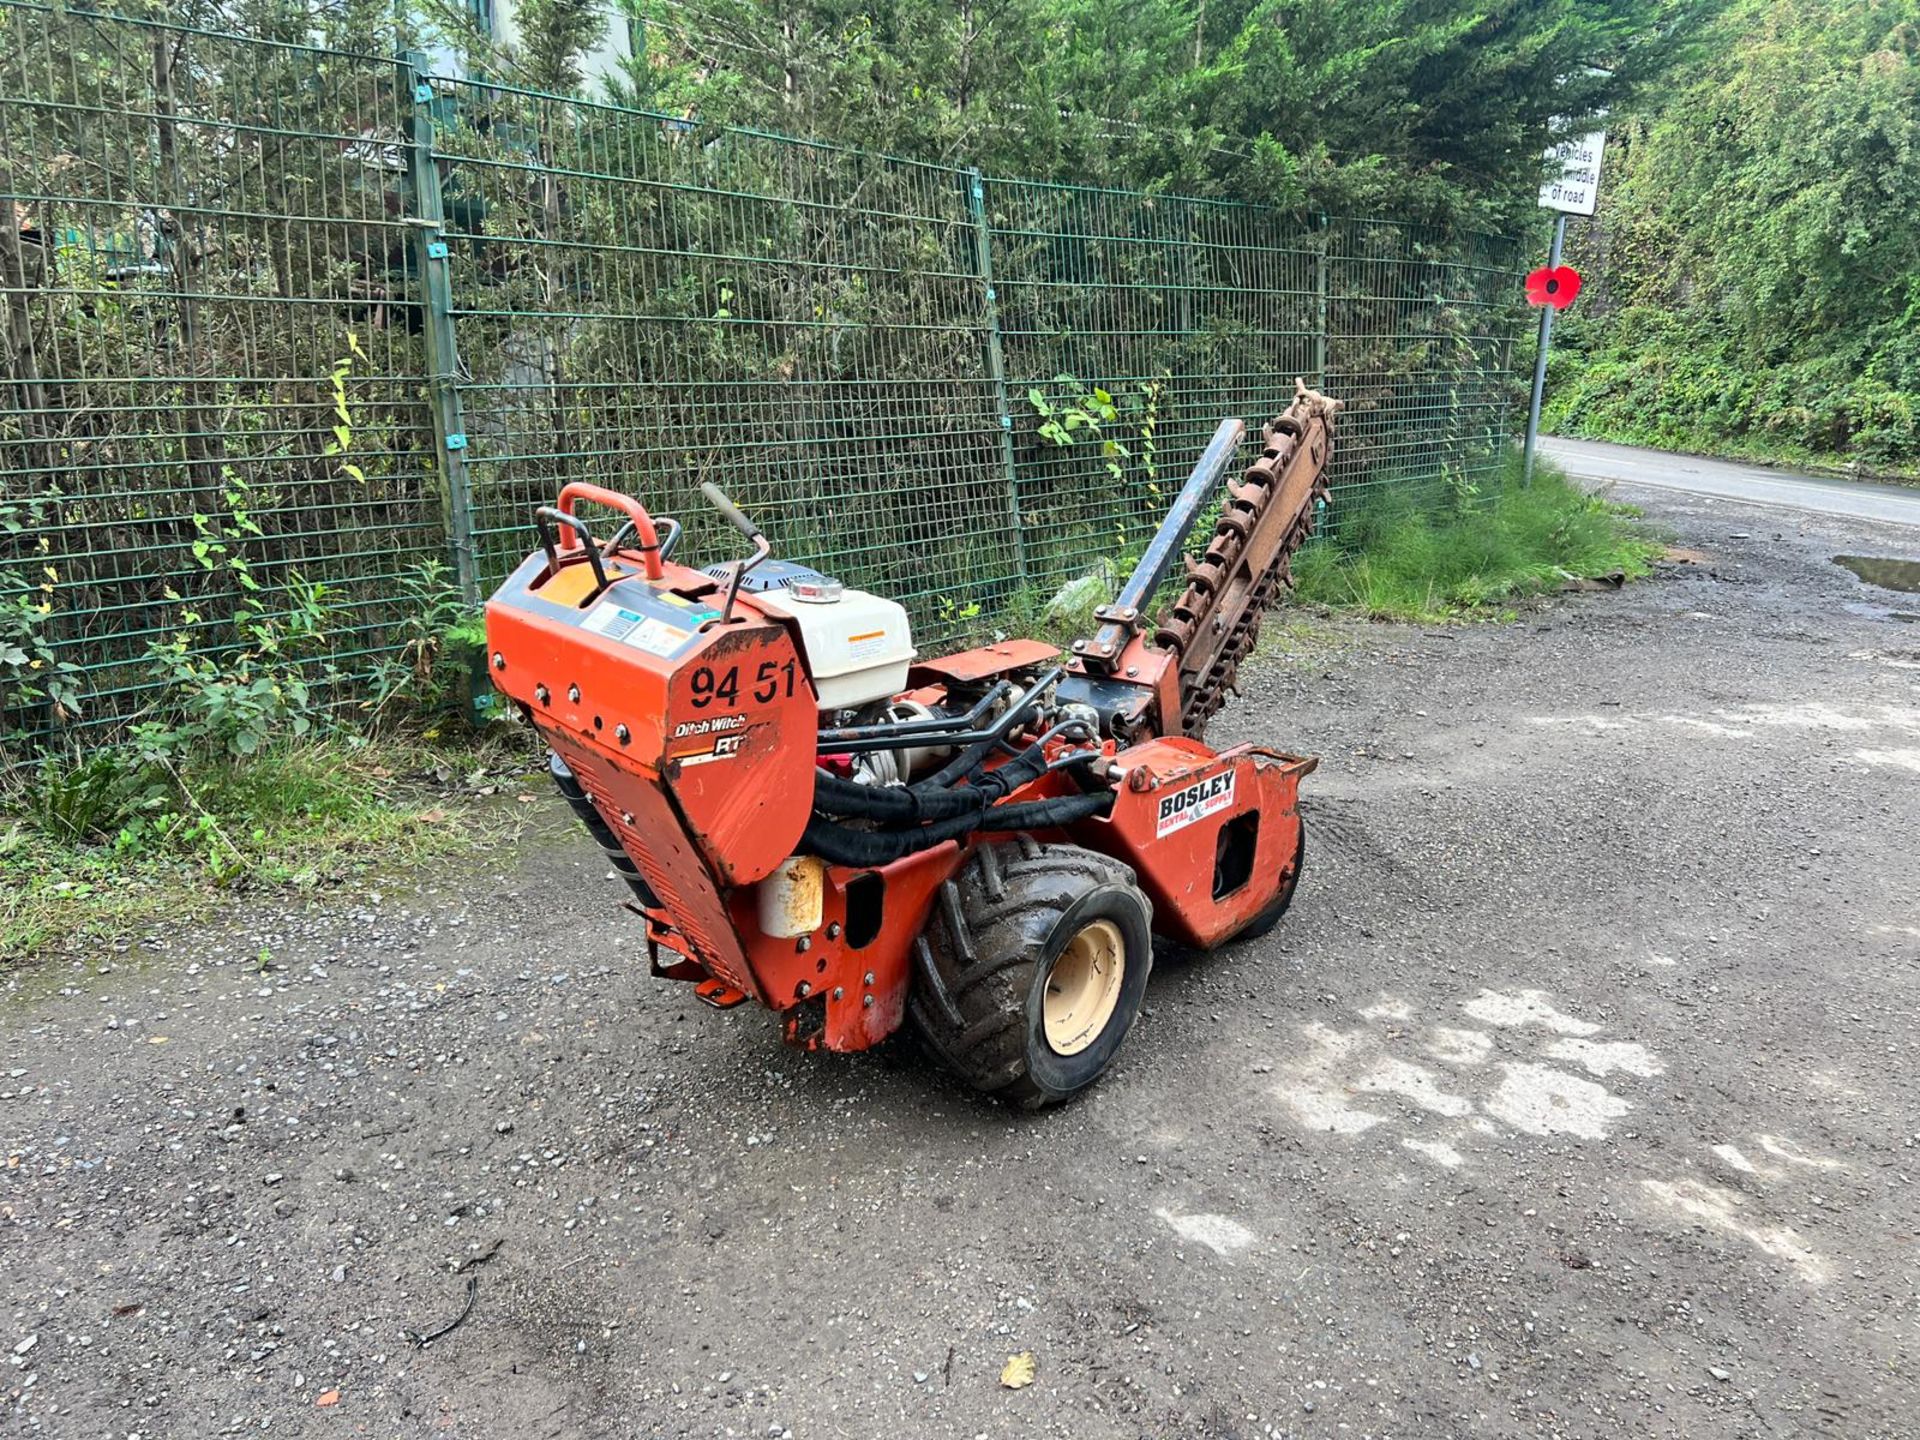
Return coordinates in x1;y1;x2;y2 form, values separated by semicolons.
811;721;1095;824
913;671;1061;789
798;790;1115;868
803;708;1108;867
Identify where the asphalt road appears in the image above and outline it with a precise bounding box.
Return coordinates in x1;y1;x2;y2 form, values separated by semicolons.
1542;436;1920;528
5;484;1919;1439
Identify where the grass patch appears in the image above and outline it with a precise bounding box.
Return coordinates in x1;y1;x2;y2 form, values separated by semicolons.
0;731;538;963
1292;459;1660;622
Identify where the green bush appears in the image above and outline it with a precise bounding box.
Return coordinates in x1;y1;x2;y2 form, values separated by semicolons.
1;535;507;960
1550;310;1920;470
1550;0;1920;474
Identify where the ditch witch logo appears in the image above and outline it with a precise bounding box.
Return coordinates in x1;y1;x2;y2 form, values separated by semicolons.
1154;769;1236;837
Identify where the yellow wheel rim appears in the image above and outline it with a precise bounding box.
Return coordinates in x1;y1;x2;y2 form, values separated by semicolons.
1043;918;1126;1056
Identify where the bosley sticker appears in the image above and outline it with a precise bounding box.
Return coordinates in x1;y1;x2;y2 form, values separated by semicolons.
1154;768;1236;836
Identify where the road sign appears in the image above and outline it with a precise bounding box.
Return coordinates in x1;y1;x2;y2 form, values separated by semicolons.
1540;127;1607;215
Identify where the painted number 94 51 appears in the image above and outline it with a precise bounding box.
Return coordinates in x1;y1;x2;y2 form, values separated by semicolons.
688;657;800;709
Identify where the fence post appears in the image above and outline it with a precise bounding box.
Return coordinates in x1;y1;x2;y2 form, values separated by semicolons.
399;52;479;606
1314;213;1331;389
964;168;1029;589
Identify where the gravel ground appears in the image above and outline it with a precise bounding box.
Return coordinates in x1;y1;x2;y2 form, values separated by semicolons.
4;484;1917;1440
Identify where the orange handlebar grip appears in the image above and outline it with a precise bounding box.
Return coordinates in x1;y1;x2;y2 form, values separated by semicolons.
556;482;665;581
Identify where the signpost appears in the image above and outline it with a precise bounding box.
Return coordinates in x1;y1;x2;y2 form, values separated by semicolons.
1523;123;1608;484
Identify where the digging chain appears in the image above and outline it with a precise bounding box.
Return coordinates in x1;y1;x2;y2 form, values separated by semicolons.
1156;383;1339;737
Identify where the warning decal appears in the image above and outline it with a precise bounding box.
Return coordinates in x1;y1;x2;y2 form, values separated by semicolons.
582;601;692;659
845;628;890;662
1154;768;1237;837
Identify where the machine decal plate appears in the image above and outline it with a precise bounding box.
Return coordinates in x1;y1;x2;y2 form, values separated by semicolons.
672;733;751;765
1155;768;1236;837
671;715;748;740
583;600;694;658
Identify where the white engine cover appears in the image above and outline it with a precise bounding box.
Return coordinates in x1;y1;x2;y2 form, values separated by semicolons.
751;585;915;709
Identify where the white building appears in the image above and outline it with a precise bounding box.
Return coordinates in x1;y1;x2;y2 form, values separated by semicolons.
428;0;638;93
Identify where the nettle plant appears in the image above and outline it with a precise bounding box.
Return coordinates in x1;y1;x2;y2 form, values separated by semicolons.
133;330;376;760
140;468;340;761
325;331;369;485
363;559;492;726
0;495;84;735
1028;373;1166;501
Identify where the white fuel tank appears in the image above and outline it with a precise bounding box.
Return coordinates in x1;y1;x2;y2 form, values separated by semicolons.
751;580;915;709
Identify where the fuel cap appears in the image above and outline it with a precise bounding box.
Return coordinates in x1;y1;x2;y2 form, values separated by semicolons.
786;575;845;604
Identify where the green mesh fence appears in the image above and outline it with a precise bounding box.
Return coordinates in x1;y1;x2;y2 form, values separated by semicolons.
1323;221;1520;500
986;179;1324;592
421;76;1021;621
0;2;1526;744
0;2;441;736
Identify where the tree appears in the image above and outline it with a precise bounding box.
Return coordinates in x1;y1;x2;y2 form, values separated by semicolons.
1554;0;1920;466
610;0;1710;222
513;0;609;92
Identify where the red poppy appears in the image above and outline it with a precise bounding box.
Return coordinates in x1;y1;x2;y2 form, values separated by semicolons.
1525;264;1582;311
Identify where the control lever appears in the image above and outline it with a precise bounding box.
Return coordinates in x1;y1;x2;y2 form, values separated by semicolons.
701;481;772;627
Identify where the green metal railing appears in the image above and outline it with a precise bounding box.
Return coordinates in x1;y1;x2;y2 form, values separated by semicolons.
0;2;1524;742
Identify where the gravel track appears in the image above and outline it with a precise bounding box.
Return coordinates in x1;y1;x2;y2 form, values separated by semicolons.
4;484;1917;1439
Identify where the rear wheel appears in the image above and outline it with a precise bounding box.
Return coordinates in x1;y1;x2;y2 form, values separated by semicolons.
909;838;1153;1109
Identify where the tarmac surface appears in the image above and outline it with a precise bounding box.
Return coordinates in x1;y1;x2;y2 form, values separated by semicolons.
4;478;1918;1438
1541;436;1920;529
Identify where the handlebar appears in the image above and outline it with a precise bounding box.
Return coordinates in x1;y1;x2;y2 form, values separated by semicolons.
698;481;771;628
700;481;762;543
556;482;664;581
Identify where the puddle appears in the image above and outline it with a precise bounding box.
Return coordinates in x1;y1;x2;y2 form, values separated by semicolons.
1844;602;1920;624
1835;555;1920;593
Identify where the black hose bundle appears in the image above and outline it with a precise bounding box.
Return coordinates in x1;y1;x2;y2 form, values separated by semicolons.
803;726;1112;867
812;732;1051;823
800;790;1114;868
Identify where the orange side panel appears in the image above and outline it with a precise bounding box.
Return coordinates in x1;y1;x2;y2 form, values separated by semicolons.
910;638;1061;686
1072;738;1311;948
661;622;817;886
551;730;761;999
730;845;963;1052
486;552;815;888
